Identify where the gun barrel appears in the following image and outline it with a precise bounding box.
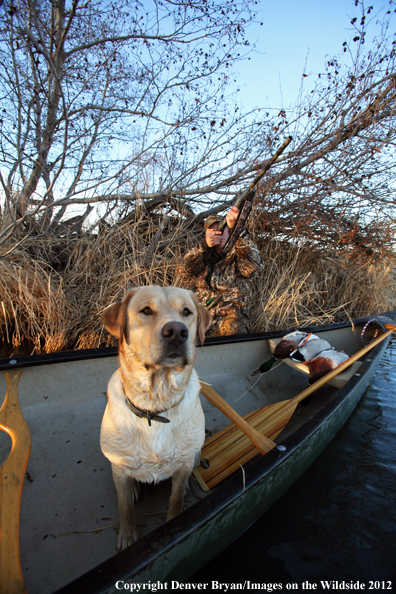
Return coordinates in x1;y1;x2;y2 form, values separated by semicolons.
216;136;292;233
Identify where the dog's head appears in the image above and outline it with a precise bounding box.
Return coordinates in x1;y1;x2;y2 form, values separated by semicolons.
101;286;212;370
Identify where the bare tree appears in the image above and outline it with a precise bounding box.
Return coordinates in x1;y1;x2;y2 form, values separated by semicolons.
0;0;260;250
246;1;396;261
0;0;395;263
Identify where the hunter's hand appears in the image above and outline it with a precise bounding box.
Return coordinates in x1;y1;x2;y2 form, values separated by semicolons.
206;229;223;248
206;227;230;252
226;206;239;229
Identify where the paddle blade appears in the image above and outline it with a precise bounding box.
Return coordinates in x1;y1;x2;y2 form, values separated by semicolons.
0;370;31;594
194;401;293;489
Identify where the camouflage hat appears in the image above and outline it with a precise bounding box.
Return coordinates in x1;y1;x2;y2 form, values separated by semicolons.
204;214;223;229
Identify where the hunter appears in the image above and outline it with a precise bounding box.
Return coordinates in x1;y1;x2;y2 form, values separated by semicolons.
180;206;263;336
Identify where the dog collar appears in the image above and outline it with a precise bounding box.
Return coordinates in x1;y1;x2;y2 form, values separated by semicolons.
125;397;171;426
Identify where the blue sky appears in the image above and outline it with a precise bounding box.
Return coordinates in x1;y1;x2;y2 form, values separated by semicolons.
236;0;391;110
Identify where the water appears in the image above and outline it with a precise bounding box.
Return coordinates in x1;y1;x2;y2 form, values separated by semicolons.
193;339;396;589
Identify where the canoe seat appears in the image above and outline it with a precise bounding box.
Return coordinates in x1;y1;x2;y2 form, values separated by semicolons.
268;338;362;389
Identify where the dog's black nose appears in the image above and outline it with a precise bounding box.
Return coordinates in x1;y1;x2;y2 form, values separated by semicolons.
161;322;189;345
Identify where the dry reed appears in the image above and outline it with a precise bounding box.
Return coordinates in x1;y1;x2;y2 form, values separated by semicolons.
0;212;394;356
249;237;394;332
0;254;71;354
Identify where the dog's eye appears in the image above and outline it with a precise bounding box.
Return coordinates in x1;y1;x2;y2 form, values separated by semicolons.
182;307;192;316
140;306;153;315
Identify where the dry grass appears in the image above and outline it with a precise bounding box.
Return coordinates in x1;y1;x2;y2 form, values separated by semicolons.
0;254;71;354
249;236;394;332
0;212;394;356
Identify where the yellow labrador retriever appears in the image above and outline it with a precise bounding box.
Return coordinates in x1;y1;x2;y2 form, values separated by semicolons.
100;286;212;550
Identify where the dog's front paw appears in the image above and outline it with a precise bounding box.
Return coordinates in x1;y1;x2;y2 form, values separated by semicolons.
117;527;139;551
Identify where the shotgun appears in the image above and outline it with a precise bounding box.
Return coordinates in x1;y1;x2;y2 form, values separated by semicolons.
208;136;292;260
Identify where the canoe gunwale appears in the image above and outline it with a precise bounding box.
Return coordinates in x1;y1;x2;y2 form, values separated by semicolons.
1;310;395;372
52;319;394;593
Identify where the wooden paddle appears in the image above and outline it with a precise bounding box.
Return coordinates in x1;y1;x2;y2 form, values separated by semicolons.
0;370;31;594
194;394;287;490
199;382;277;454
196;326;394;489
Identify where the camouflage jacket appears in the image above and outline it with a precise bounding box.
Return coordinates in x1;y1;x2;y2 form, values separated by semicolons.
180;229;263;319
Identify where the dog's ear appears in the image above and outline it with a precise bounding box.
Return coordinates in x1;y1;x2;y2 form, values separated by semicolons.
101;290;136;342
191;292;212;345
101;301;123;340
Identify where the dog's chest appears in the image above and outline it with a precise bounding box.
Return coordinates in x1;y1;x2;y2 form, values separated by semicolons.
129;423;181;465
101;390;204;483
